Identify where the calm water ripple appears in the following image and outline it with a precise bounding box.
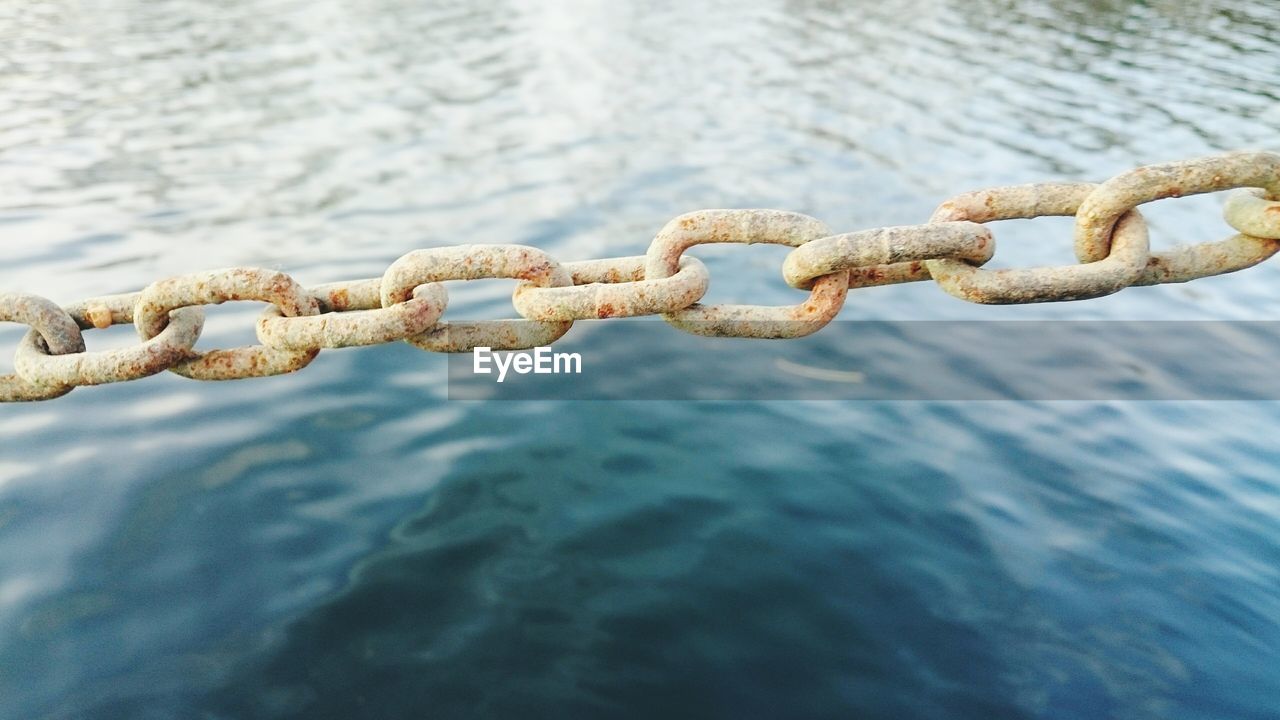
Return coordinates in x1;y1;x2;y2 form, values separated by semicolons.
2;1;1279;718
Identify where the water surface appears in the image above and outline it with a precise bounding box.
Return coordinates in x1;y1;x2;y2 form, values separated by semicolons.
2;1;1279;718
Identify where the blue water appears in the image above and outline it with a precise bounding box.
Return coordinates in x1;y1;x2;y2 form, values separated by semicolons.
2;1;1280;718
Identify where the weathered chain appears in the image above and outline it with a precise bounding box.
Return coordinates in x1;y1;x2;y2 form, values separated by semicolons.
4;151;1279;402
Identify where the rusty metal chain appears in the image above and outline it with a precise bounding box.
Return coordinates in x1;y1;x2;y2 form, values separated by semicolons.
3;150;1279;402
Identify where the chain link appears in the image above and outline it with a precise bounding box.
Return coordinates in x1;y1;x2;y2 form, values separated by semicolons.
782;221;994;290
644;209;849;338
926;182;1152;304
258;279;447;351
1075;151;1280;263
0;293;85;401
381;244;573;352
1223;188;1280;239
15;292;204;387
3;150;1278;402
133;268;321;380
513;255;710;321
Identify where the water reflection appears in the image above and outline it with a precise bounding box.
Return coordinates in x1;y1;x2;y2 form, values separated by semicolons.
201;417;1031;719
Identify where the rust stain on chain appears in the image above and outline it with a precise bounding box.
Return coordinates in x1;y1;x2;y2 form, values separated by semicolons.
2;151;1279;400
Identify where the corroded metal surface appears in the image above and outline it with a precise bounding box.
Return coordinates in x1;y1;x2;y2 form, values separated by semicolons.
310;278;385;313
782;222;994;290
1131;234;1280;286
16;293;205;387
380;244;573;352
134;268;321;380
1223;188;1280;240
2;150;1278;401
259;281;447;350
0;293;85;401
926;183;1150;304
1075;151;1280;263
512;255;709;321
645;210;848;338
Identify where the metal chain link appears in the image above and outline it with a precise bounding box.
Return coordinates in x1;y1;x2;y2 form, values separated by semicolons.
3;150;1279;402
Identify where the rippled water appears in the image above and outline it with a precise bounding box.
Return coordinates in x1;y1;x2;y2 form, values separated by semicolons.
2;1;1280;718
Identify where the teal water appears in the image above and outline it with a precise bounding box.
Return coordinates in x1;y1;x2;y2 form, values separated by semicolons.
2;1;1280;718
